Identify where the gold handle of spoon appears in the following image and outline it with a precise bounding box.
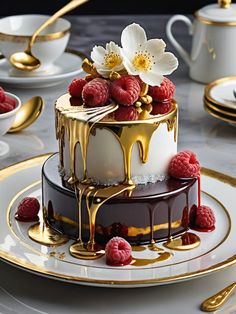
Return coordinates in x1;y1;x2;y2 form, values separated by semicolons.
200;282;236;312
28;0;88;52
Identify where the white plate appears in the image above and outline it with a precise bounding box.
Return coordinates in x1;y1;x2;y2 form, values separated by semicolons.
205;77;236;110
0;49;84;88
0;154;236;288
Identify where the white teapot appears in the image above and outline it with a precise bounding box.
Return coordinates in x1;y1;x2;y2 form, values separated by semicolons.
166;0;236;83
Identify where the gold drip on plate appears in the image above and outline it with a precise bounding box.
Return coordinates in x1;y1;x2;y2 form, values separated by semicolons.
28;207;68;246
131;252;173;267
163;232;201;251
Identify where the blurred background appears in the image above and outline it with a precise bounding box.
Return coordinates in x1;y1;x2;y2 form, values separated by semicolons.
2;0;214;15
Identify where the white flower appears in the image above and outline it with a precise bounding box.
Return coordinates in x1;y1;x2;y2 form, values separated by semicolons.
121;23;178;86
91;41;124;78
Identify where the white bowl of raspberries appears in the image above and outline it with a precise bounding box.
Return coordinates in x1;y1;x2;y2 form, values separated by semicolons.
0;87;21;156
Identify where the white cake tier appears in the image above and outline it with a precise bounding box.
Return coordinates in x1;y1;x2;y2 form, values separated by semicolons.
62;122;177;185
55;93;178;185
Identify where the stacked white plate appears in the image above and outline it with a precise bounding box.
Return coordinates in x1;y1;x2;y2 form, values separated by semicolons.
204;77;236;126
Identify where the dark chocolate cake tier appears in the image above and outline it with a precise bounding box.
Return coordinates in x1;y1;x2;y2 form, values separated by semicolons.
43;154;198;245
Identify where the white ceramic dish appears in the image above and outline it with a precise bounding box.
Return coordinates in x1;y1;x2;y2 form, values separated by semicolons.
0;15;71;71
0;92;21;156
205;76;236;110
0;49;83;88
0;154;236;288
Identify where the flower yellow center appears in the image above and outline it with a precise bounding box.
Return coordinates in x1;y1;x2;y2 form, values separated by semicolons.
104;52;122;69
133;53;152;71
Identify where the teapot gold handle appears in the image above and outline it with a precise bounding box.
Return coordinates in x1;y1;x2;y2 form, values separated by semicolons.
166;15;193;67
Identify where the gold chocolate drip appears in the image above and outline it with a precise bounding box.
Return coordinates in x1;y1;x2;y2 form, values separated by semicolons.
68;184;91;258
55;101;118;181
86;184;135;251
70;183;135;259
147;203;165;252
110;123;160;185
131;252;172;266
28;207;68;246
164;190;201;251
55;110;65;169
166;113;178;142
67;119;90;182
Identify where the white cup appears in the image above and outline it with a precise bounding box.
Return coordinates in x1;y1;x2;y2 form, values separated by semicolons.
0;15;71;72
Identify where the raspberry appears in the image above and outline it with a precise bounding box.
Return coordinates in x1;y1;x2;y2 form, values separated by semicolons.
114;106;138;121
134;75;143;88
15;197;40;222
69;97;83;106
0;102;14;114
0;87;6;102
105;236;132;266
149;77;175;101
5;95;16;108
110;223;128;238
168;151;200;179
151;101;172;115
68;78;87;98
82;78;110;107
111;75;140;106
189;205;215;230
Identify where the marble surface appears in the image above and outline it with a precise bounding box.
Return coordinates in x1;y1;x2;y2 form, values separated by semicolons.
0;15;236;314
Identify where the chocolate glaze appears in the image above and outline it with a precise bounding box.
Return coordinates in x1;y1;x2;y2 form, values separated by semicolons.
42;154;198;245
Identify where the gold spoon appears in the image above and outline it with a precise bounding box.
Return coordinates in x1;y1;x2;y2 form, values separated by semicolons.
8;96;44;133
200;282;236;312
9;0;88;71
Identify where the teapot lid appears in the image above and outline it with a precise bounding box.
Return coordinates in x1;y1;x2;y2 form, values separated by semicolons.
196;1;236;23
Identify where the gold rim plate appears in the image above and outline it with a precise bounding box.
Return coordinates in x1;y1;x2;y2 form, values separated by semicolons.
0;154;236;286
204;76;236;110
204;101;236;124
204;97;236;118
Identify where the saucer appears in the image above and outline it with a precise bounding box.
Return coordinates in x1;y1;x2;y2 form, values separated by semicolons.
204;99;236;126
0;49;84;88
0;154;236;288
204;97;236;118
204;77;236;110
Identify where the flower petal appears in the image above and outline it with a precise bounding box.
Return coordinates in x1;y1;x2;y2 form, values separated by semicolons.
91;45;106;65
106;41;121;54
145;39;166;57
140;71;164;86
153;52;179;75
122;56;140;75
121;23;147;53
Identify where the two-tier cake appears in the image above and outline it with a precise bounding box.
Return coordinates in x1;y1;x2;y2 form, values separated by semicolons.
37;24;208;259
